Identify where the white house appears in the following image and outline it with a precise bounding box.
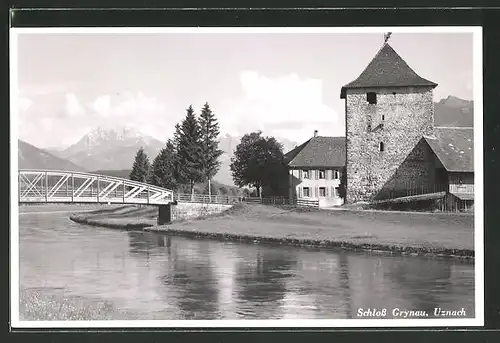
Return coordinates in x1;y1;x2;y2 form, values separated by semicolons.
284;131;346;207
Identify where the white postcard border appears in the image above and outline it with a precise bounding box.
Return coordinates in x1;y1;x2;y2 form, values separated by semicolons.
10;25;484;328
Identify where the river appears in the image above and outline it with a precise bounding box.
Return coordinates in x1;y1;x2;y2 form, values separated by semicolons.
18;205;475;321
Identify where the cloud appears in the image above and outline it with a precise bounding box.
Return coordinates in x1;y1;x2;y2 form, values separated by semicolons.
65;93;86;117
92;95;111;117
91;92;166;118
218;71;341;143
18;90;172;148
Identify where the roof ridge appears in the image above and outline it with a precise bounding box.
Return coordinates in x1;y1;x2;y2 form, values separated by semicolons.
287;136;346;168
340;42;437;98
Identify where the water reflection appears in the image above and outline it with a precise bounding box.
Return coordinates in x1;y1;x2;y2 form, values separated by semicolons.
19;209;475;320
232;249;298;318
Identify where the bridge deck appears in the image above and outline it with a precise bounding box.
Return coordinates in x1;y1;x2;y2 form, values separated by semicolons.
18;169;174;205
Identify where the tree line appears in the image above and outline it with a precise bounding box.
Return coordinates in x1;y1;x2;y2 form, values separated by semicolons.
129;104;291;198
129;103;223;197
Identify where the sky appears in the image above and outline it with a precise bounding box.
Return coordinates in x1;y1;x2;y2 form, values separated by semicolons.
14;30;475;149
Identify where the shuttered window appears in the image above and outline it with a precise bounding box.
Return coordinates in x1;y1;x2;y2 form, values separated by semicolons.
319;187;326;197
303;187;310;197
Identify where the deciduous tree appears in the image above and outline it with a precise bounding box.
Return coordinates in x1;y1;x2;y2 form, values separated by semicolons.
230;131;287;198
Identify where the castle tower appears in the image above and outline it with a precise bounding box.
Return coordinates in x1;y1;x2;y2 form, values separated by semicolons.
340;41;437;204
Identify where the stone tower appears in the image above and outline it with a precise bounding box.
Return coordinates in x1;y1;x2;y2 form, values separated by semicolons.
340;42;438;204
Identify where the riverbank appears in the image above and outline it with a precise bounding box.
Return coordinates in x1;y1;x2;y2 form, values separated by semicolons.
19;286;135;321
69;203;474;258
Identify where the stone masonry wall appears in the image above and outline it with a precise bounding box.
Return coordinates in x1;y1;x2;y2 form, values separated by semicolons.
171;202;233;222
375;139;440;199
345;86;435;203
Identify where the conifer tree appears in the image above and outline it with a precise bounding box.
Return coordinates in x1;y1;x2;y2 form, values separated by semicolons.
129;147;150;183
171;122;184;192
149;139;177;190
176;105;204;197
198;102;223;198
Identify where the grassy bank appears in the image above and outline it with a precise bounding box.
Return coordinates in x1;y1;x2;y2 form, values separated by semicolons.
69;203;474;258
70;205;157;230
19;287;134;321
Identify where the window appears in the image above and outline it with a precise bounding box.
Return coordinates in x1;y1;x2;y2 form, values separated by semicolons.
367;123;372;131
319;187;326;197
379;142;385;152
303;187;310;197
367;92;377;104
302;170;309;179
332;170;340;180
335;186;340;197
319;170;325;179
382;114;385;121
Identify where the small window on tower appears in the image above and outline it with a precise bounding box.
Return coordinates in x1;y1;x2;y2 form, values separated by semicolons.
367;92;377;104
382;114;385;121
379;142;385;152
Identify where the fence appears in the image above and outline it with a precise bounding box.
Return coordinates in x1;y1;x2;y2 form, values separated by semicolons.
242;196;319;208
375;182;474;201
173;193;244;204
172;193;320;208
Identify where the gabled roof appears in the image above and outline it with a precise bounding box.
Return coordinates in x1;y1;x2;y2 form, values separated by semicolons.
423;127;474;172
340;43;437;98
284;139;311;164
285;136;346;168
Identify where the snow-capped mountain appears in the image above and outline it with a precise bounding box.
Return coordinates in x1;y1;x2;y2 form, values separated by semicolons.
42;126;299;186
56;127;165;171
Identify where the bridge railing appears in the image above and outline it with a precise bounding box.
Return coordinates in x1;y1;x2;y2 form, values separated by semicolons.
18;169;174;205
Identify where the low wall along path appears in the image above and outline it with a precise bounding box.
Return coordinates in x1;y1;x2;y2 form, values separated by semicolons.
172;202;233;222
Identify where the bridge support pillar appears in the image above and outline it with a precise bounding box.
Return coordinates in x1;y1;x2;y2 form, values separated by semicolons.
158;201;177;225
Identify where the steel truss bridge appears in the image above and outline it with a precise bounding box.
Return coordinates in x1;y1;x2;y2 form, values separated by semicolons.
18;169;174;205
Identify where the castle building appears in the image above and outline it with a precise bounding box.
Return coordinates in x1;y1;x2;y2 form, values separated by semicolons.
340;42;439;203
285;39;474;211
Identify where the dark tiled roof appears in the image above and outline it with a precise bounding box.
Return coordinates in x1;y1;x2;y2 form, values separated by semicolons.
285;136;346;168
423;127;474;172
340;43;437;98
284;139;311;164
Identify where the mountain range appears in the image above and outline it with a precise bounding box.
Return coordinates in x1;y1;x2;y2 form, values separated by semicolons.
18;95;474;187
46;127;165;171
18;140;87;171
434;95;474;127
